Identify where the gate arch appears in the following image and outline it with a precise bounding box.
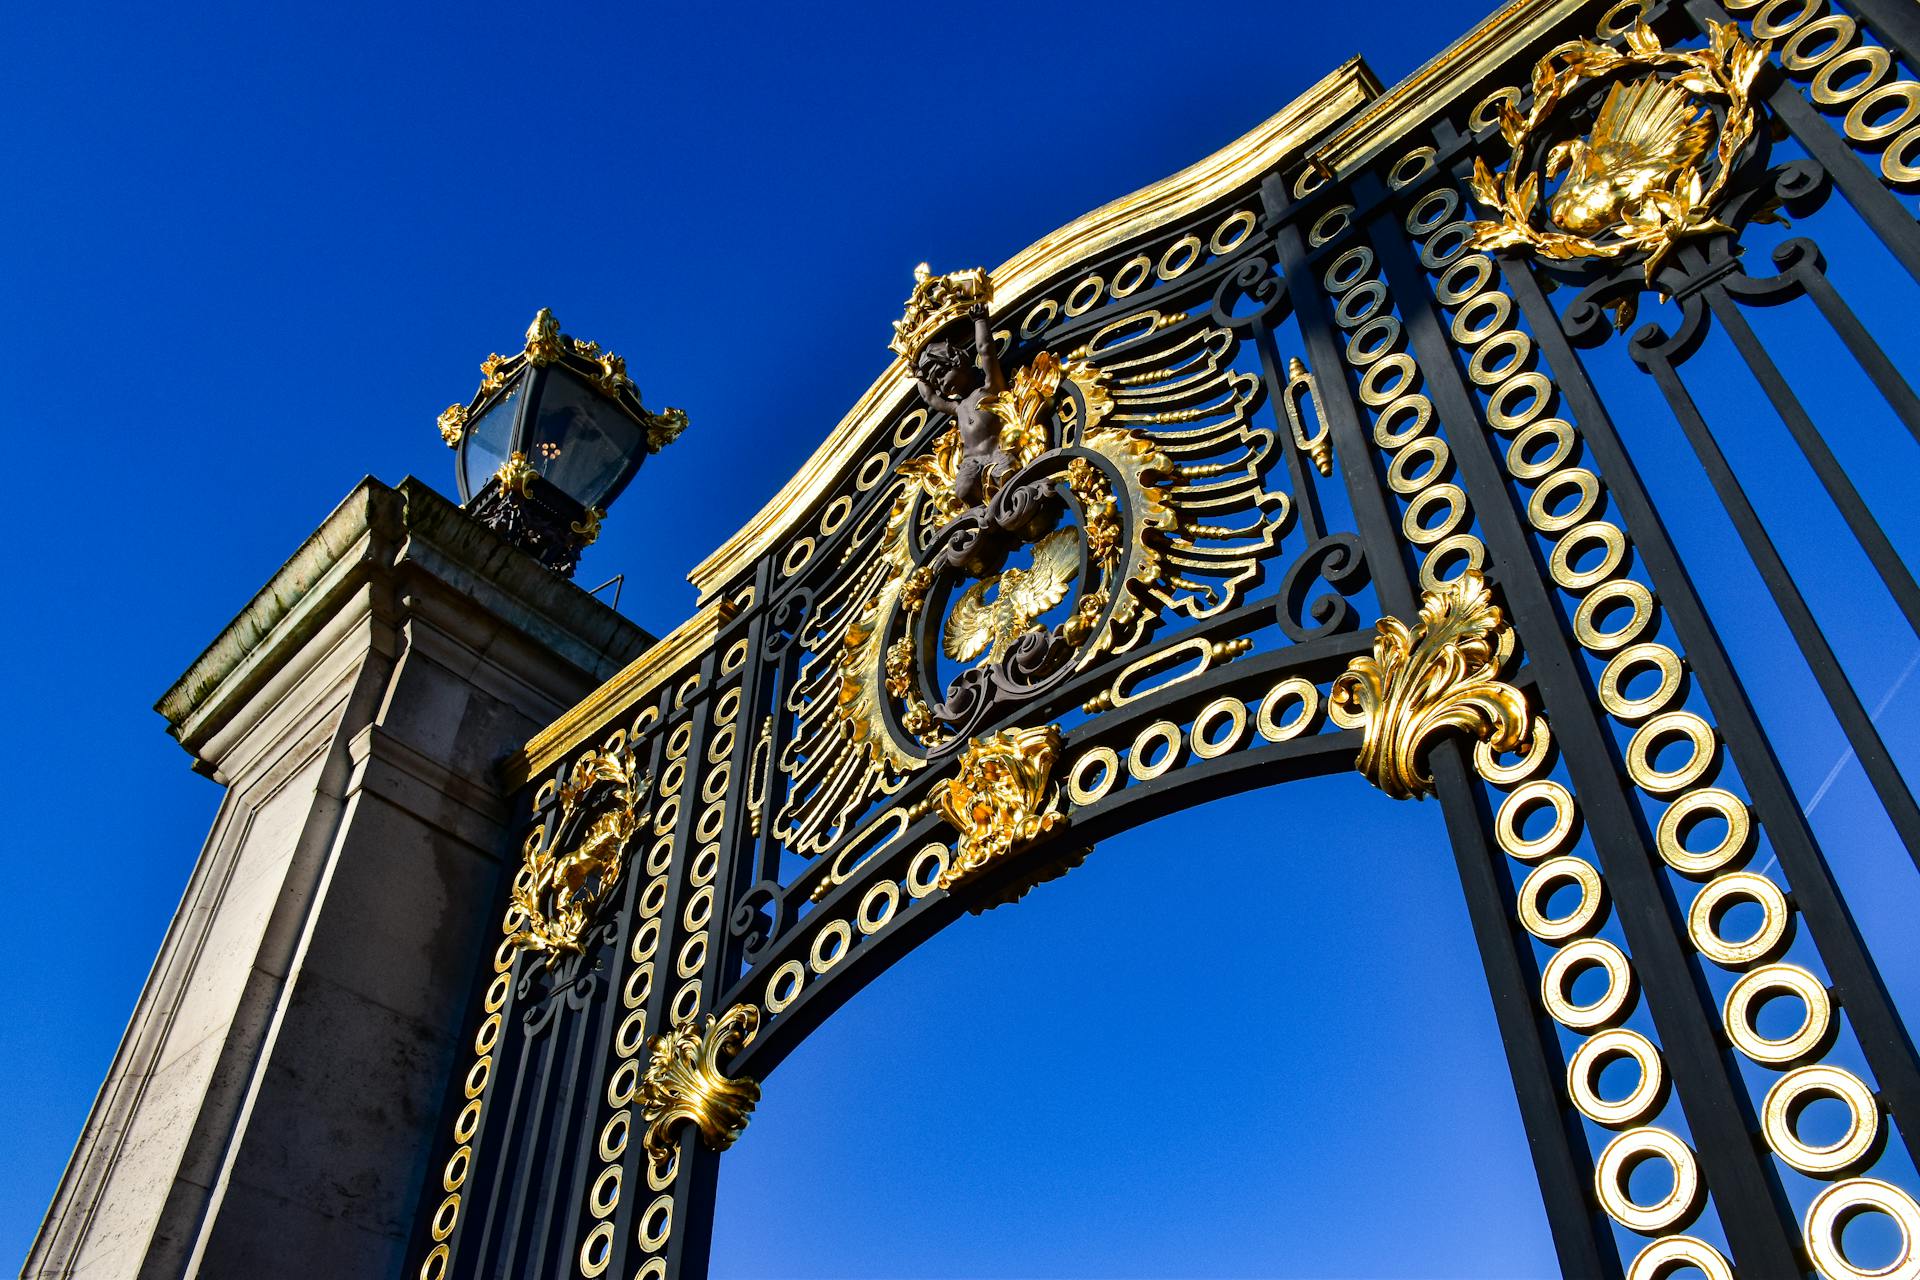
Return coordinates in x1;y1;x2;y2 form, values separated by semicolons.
414;4;1920;1276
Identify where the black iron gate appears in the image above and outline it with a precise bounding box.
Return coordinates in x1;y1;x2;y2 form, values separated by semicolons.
410;1;1920;1274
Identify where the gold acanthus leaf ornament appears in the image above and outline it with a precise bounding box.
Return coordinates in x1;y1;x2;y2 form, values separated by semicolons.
1330;571;1529;800
1466;20;1768;290
925;724;1068;890
638;1004;761;1164
506;748;651;960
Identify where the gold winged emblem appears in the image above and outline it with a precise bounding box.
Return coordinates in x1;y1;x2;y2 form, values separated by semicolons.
943;528;1081;665
1547;76;1714;237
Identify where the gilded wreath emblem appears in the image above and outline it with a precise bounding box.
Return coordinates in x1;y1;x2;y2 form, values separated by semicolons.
506;747;652;961
1467;21;1769;292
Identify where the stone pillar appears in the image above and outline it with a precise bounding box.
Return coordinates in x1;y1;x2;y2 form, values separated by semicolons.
25;478;650;1280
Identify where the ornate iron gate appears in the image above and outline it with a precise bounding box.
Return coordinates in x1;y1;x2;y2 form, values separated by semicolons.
410;0;1920;1274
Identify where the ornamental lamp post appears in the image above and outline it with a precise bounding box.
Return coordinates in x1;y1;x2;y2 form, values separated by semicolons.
437;308;687;577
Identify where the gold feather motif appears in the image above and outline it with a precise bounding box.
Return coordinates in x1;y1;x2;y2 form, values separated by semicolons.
943;528;1081;665
1548;74;1712;237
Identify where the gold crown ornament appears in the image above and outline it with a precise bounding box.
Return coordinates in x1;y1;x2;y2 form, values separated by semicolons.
889;262;993;360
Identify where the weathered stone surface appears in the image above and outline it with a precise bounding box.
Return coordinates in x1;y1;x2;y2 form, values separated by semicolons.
26;477;650;1280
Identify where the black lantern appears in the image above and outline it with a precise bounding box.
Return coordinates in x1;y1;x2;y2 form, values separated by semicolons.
438;309;686;577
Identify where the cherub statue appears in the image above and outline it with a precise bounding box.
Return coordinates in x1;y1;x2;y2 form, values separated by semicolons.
910;301;1009;509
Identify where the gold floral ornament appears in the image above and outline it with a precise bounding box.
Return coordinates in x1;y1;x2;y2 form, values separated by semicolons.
1467;21;1768;298
1331;571;1530;800
638;1004;762;1164
925;724;1068;890
506;747;651;960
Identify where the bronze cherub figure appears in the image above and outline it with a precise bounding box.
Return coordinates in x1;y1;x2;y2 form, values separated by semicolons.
890;264;1011;510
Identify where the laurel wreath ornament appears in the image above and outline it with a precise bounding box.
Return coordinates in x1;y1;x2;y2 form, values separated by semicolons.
1466;20;1769;286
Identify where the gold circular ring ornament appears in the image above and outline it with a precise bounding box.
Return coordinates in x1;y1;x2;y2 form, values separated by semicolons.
1476;715;1551;784
590;1165;622;1218
1625;1235;1733;1280
1402;483;1467;545
432;1194;460;1242
1626;711;1716;794
636;1258;669;1280
1408;189;1462;236
1346;315;1402;367
1065;275;1105;317
1468;329;1533;385
474;1012;502;1055
638;1194;674;1253
1805;1178;1920;1280
1508;417;1578;480
1419;534;1487;591
1309;205;1355;247
1598;0;1651;36
1451;291;1513;345
675;933;706;981
1497;778;1580;861
1389;146;1438;189
1550;520;1628;590
1655;787;1751;876
1336;279;1387;327
1388;435;1450;494
1417;221;1476;269
624;963;654;1011
1519;856;1606;941
615;1008;649;1059
1435;253;1495;304
1469;85;1522;133
420;1243;450;1280
907;843;950;897
1846;80;1920;142
779;536;814;577
580;1221;615;1278
671;982;702;1027
1360;352;1419;406
1211;210;1256;255
1752;0;1820;37
1068;747;1120;804
1487;372;1552;429
1543;937;1636;1030
1020;300;1059;339
818;495;852;536
1157;235;1203;280
1763;1064;1881;1175
1884;124;1920;184
606;1057;639;1108
1128;721;1183;781
1813;46;1892;106
1258;677;1320;741
856;450;891;491
857;879;900;934
1326;247;1375;292
1781;15;1857;72
808;920;851;974
443;1145;471;1193
1599;643;1684;721
1575;577;1656;651
1595;1127;1702;1233
1190;697;1248;759
1569;1028;1664;1127
1687;871;1790;966
691;842;720;887
633;915;662;958
1724;963;1833;1065
1373;393;1434;448
1110;254;1152;298
1528;467;1603;534
599;1110;630;1161
765;960;805;1013
454;1098;483;1144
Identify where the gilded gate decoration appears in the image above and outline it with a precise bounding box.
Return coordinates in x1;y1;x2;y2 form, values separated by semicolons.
413;1;1920;1276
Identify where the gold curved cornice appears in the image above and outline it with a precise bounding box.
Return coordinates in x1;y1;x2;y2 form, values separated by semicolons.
685;57;1381;604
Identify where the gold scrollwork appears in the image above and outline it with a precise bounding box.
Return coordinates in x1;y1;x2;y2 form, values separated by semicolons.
1331;569;1530;799
637;1003;762;1165
924;724;1068;891
507;749;651;961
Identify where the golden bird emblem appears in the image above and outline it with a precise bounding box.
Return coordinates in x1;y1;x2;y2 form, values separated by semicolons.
943;528;1081;665
1546;74;1713;238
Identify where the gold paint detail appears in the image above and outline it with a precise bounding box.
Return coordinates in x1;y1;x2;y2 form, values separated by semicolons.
1626;1237;1733;1280
944;529;1080;665
926;725;1068;892
438;403;467;447
1763;1065;1881;1176
506;748;651;961
1595;1127;1701;1234
494;452;537;499
637;1004;761;1165
1466;21;1769;293
1331;570;1529;799
1283;357;1333;476
1804;1179;1920;1280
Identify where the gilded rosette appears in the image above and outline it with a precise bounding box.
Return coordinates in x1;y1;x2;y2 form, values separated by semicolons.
638;1004;762;1163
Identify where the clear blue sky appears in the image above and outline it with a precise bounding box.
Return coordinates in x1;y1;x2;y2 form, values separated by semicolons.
7;2;1920;1276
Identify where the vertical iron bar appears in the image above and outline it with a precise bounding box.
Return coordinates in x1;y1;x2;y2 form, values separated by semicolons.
1368;181;1805;1274
1703;284;1920;639
1506;257;1920;1176
1272;181;1616;1278
1630;300;1920;873
1787;246;1920;448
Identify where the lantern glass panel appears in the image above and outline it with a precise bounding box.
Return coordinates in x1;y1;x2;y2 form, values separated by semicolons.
527;372;645;510
461;385;521;498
